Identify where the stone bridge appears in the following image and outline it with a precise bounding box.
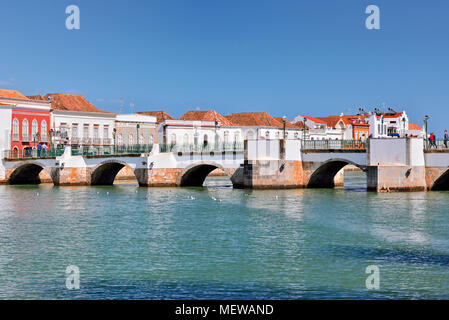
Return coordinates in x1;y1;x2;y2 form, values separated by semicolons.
1;139;449;191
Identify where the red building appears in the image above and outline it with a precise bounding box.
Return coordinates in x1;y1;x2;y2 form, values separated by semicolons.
0;89;51;158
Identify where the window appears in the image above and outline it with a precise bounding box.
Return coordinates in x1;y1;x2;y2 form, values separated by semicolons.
294;132;298;139
41;120;47;138
129;134;134;146
22;119;29;140
103;126;109;140
12;147;19;158
183;133;189;145
139;134;144;145
234;132;240;143
265;131;270;139
83;124;89;138
223;131;229;144
150;135;154;145
275;131;280;139
169;133;177;145
32;119;38;136
118;133;123;145
94;126;99;139
72;125;78;138
12;119;19;141
203;134;208;146
246;130;254;140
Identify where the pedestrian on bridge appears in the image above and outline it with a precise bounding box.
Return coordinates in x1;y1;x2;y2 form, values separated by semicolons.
429;133;437;148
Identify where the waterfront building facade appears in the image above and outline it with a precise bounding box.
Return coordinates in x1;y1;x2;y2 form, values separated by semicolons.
0;89;51;158
114;113;158;146
30;94;116;149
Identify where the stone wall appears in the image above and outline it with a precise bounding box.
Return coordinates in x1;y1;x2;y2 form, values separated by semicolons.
367;165;427;192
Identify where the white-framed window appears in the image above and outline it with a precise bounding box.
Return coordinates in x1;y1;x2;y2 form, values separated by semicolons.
72;125;78;138
224;131;229;144
170;133;176;145
203;134;208;146
129;134;134;146
150;135;154;145
22;119;29;140
83;124;89;138
32;119;38;136
41;120;47;137
234;131;240;143
246;130;254;140
139;134;144;145
118;133;123;145
12;118;19;140
183;133;189;145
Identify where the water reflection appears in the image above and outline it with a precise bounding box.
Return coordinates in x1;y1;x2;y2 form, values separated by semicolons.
0;172;448;299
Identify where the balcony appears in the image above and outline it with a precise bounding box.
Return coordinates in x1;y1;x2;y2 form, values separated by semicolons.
70;138;80;145
22;134;30;142
12;133;19;142
103;138;112;145
92;138;102;145
82;138;91;145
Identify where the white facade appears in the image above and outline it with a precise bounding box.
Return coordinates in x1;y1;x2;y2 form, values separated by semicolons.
158;120;243;148
367;111;409;138
51;110;117;146
115;113;157;146
0;106;12;159
240;126;304;140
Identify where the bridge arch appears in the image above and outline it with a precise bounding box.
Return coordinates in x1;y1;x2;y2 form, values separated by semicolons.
177;161;233;187
8;161;54;185
431;168;449;191
90;160;137;186
307;158;366;188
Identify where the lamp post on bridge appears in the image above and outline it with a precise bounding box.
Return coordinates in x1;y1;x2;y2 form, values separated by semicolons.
303;117;307;143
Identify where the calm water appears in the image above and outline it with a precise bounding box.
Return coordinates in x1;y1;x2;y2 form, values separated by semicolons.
0;171;448;299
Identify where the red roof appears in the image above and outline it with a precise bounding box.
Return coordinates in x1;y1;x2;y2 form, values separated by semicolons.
33;93;110;113
179;110;235;126
0;89;29;100
302;115;327;124
225;112;283;127
376;112;403;119
408;123;422;130
137;111;174;123
273;117;299;129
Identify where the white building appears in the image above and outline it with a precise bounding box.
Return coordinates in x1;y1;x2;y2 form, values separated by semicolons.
115;113;158;146
30;94;117;148
226;112;304;140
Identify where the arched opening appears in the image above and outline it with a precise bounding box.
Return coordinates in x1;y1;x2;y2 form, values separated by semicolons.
432;169;449;191
180;163;232;187
91;162;138;186
307;160;366;189
9;163;46;185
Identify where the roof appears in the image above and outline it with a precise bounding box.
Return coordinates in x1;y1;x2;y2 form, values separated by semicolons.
179;110;235;126
137;111;174;123
409;123;422;130
0;89;29;100
31;93;110;113
273;117;298;129
376;112;403;119
225;112;283;127
291;121;309;130
301;115;327;124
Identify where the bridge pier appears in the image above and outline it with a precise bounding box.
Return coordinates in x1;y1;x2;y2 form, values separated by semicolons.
366;165;426;192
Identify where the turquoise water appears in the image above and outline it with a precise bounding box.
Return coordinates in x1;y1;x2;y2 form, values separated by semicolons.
0;171;448;299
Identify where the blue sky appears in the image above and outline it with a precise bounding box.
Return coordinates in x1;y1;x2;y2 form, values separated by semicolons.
1;0;448;133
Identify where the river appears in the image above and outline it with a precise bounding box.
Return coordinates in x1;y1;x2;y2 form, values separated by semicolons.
0;171;448;299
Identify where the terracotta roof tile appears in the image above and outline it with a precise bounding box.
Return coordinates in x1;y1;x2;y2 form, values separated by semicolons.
302;115;328;124
0;89;29;100
273;117;298;129
408;123;422;130
29;93;109;113
137;111;174;123
179;110;235;126
225;112;283;127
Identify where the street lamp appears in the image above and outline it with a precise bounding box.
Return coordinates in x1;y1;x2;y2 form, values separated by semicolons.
423;115;429;148
136;123;140;150
303;117;307;141
282;116;286;139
